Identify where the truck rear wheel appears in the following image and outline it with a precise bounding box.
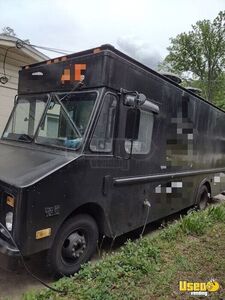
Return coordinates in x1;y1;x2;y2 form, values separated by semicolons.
48;214;98;277
197;185;209;210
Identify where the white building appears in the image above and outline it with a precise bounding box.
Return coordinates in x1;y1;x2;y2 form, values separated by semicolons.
0;34;48;135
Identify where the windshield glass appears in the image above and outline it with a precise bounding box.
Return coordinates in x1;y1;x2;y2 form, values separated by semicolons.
3;94;48;142
36;92;97;149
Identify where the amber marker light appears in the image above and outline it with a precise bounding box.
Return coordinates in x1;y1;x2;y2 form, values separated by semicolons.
6;195;15;208
36;228;52;240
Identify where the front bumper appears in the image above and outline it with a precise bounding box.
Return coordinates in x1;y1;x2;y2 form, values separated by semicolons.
0;223;20;256
0;234;19;256
0;223;20;270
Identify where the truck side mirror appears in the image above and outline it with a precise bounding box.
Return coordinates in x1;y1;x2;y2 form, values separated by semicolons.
124;92;146;107
125;108;140;140
122;90;159;114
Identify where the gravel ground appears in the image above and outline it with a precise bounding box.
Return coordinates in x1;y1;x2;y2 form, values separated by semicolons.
0;194;224;300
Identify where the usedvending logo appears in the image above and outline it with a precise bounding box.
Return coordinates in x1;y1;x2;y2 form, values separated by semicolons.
179;279;220;296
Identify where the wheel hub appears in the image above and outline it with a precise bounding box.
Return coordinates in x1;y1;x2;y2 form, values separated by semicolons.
62;232;86;260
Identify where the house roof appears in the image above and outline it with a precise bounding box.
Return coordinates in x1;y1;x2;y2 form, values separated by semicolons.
0;34;49;65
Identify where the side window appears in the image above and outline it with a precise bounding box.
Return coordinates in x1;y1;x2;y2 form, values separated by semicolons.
125;110;154;154
90;94;117;152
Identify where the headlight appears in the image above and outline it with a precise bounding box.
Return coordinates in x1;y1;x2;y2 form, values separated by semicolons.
5;212;13;231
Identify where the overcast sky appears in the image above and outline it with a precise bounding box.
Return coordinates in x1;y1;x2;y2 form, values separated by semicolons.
0;0;224;68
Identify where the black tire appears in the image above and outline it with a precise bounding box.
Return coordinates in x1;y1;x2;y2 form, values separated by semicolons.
196;185;209;210
48;214;98;278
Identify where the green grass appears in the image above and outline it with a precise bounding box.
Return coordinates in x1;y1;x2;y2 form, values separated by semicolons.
24;203;225;300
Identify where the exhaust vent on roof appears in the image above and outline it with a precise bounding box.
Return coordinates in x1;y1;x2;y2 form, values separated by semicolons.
160;72;182;84
186;87;202;96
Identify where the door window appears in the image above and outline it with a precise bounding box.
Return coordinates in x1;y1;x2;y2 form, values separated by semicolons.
90;93;117;152
125;110;154;154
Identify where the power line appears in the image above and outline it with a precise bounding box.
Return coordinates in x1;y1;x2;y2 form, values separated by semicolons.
0;38;76;84
23;40;74;55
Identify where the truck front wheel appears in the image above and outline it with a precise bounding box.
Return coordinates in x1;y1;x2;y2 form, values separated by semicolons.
48;214;99;277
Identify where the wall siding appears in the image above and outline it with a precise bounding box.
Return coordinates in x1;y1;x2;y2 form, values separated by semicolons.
0;66;18;135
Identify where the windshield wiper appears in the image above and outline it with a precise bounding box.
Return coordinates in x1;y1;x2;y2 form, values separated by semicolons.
18;134;33;142
54;94;82;138
57;81;84;102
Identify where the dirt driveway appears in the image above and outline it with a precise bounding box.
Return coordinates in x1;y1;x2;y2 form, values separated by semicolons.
0;253;52;300
0;195;224;300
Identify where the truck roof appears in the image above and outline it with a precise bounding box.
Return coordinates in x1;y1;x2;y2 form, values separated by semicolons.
20;44;184;91
19;44;224;114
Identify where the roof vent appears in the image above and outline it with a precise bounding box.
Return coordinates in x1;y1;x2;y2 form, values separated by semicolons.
186;87;202;96
160;72;182;84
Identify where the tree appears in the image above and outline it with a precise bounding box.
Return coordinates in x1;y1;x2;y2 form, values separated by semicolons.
163;11;225;104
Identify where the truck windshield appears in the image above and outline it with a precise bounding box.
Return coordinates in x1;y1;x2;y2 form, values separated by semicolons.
3;94;48;142
36;92;97;149
3;92;97;150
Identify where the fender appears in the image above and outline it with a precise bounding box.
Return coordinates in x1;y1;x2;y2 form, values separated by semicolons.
193;177;211;205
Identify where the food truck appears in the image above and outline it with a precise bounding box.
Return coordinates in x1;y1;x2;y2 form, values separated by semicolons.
0;44;225;276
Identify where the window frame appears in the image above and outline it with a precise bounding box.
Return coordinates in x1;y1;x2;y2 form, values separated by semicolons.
89;92;118;154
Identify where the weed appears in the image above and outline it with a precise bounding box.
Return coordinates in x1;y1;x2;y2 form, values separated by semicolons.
179;210;211;235
159;221;181;242
207;205;225;222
